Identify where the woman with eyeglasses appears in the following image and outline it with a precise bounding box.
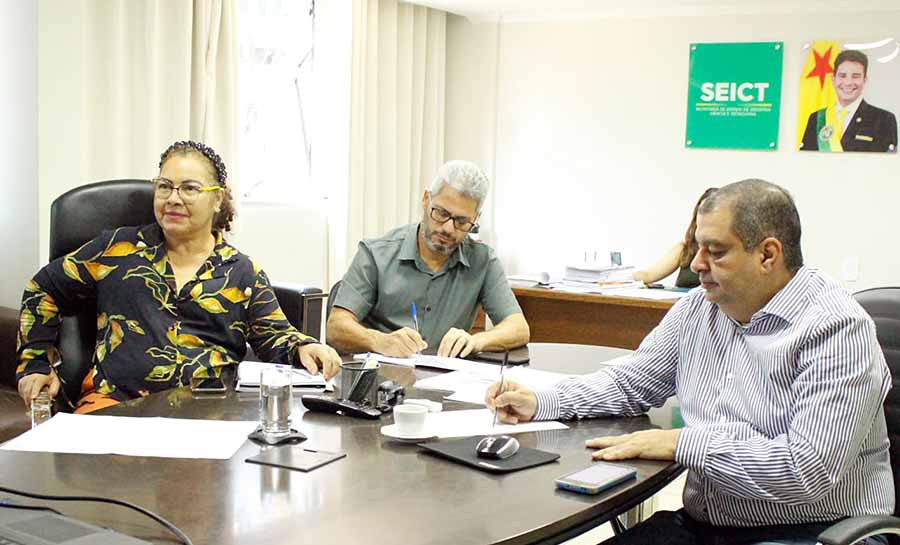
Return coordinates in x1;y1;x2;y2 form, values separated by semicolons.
16;140;340;412
632;187;718;289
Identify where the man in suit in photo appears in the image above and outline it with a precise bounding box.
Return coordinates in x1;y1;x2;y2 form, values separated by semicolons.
801;49;897;153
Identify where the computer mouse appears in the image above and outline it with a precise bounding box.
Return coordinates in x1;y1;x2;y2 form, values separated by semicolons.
475;435;520;459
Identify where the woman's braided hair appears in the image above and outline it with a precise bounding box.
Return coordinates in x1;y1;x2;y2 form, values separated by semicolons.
158;140;235;233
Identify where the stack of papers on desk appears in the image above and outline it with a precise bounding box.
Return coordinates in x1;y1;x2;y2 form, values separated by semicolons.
553;279;646;294
564;264;634;283
507;272;562;287
603;287;687;300
237;360;334;391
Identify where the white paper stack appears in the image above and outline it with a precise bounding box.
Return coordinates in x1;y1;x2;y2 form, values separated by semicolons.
563;263;635;283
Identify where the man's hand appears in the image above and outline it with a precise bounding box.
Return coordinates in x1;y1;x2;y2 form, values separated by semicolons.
372;328;427;358
296;343;341;380
17;369;61;408
586;429;682;461
484;379;537;424
438;328;484;358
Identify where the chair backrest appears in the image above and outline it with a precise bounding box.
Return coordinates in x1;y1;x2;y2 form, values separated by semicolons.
854;287;900;516
270;283;324;340
50;180;155;408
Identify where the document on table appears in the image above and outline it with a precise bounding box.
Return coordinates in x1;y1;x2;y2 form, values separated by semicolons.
353;353;499;374
1;413;258;459
415;367;577;405
423;409;567;438
237;360;334;392
604;288;687;300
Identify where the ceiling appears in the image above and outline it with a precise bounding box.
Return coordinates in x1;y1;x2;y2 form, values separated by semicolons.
404;0;900;23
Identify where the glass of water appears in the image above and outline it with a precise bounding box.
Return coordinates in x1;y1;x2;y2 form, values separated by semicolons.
31;390;52;428
259;367;292;438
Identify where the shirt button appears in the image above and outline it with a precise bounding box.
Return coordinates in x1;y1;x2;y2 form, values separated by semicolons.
719;416;727;424
426;306;432;312
725;373;733;380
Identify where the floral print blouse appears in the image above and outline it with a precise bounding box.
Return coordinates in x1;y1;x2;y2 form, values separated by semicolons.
16;223;315;402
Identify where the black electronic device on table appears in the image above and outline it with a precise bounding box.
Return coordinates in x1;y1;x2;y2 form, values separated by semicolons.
475;435;520;459
300;394;383;419
468;347;530;365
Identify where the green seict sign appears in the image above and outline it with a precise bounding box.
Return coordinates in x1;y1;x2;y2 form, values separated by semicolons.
685;42;784;150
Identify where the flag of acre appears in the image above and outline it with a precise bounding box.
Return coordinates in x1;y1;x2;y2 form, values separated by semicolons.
796;40;841;149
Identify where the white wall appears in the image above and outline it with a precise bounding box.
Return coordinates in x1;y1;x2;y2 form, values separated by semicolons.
0;0;39;308
446;10;900;291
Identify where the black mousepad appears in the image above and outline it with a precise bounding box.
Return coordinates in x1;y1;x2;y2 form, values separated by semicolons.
419;436;559;474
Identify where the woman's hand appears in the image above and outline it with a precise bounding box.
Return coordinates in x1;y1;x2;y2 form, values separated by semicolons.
17;369;61;408
296;343;342;380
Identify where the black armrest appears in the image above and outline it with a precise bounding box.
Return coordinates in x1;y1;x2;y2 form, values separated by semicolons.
0;306;19;389
271;282;325;340
816;515;900;545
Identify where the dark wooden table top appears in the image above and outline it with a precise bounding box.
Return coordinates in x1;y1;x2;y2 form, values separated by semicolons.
0;344;682;545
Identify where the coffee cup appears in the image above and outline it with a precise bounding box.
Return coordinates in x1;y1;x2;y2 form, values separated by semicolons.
393;403;427;436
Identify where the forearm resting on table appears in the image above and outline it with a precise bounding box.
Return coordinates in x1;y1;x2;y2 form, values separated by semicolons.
474;313;529;352
326;307;380;353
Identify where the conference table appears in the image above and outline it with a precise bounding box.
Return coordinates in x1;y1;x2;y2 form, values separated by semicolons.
0;344;682;545
512;287;678;350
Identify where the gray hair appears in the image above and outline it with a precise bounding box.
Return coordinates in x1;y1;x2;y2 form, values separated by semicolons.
699;179;804;272
429;160;490;212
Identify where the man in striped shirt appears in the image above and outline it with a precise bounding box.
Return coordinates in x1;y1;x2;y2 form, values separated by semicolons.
488;179;893;544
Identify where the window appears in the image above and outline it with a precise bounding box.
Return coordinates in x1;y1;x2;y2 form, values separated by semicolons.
236;0;317;203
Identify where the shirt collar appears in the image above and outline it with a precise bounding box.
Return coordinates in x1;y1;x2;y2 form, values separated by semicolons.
399;223;471;269
750;265;812;325
835;97;863;119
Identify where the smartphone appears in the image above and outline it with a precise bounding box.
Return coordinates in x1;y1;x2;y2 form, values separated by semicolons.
555;462;637;495
190;377;227;394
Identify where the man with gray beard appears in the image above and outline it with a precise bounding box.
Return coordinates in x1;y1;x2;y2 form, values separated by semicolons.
328;161;529;358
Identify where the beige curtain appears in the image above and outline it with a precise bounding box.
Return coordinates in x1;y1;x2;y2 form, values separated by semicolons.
80;0;236;182
346;0;446;262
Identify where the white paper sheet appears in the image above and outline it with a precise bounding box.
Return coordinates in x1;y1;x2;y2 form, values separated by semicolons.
422;409;567;438
417;367;576;405
1;413;258;459
237;360;334;391
602;288;687;300
353;353;500;374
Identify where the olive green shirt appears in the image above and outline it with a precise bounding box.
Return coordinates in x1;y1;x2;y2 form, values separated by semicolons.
334;224;522;349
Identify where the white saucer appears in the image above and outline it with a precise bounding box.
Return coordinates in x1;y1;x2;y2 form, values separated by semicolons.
380;424;437;443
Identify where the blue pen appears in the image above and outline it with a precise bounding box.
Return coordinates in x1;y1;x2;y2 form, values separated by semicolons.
411;303;420;334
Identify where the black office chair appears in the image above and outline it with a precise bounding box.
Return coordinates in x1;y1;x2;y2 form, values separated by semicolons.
49;179;326;409
271;282;325;339
817;287;900;545
49;180;156;409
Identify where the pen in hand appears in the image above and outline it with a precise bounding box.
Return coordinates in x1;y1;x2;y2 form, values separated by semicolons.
411;303;422;356
491;351;510;428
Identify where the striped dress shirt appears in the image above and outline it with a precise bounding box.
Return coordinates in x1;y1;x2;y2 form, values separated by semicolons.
534;266;894;526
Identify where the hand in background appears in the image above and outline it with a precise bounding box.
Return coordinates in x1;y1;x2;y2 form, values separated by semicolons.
438;328;483;358
372;327;427;358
